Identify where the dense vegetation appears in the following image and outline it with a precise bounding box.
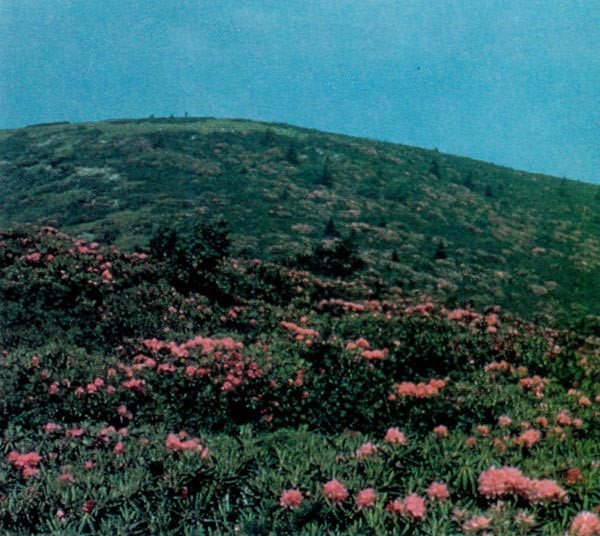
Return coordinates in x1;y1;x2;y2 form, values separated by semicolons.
1;118;600;534
1;223;600;535
1;118;599;319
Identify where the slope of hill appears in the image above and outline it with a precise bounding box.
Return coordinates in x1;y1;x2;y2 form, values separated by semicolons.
1;117;599;318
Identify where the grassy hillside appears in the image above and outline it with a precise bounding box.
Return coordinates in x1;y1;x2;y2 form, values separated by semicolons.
1;117;599;318
1;225;600;535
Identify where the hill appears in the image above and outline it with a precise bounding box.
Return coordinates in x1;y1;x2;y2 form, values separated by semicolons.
1;117;599;318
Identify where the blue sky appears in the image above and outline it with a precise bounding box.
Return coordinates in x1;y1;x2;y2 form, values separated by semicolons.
1;1;599;183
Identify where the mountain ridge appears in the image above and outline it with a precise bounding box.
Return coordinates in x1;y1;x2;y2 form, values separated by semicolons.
1;117;599;319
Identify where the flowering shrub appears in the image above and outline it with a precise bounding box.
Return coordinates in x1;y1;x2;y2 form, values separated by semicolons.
0;226;599;534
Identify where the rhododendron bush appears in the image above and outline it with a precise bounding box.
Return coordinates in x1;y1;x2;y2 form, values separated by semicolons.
1;226;600;534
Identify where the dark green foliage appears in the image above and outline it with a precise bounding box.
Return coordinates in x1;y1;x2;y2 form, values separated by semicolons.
295;234;364;277
323;217;338;238
318;157;333;187
433;240;447;260
429;158;443;179
149;218;230;297
285;142;300;165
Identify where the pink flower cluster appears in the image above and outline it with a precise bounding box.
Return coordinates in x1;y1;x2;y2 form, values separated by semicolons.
280;321;319;339
484;360;514;375
426;482;450;502
280;489;303;509
323;479;349;506
165;432;209;457
386;493;426;520
570;512;600;536
317;298;365;313
7;451;42;477
384;427;407;445
393;378;447;398
478;466;566;503
514;429;541;448
519;375;549;398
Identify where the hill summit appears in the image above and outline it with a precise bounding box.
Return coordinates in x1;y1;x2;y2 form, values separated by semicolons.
1;117;599;318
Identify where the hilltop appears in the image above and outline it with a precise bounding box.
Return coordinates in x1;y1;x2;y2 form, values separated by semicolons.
1;117;599;318
2;119;600;534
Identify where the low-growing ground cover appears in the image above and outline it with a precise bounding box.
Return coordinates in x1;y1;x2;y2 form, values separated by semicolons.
1;225;600;535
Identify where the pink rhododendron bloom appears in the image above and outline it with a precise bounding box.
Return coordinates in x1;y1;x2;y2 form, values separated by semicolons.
578;396;592;407
462;515;491;533
82;500;97;514
355;488;377;510
59;473;76;484
165;433;209;456
476;425;489;437
465;436;477;448
122;378;146;393
498;415;512;427
526;479;567;503
395;378;446;398
557;410;572;426
43;422;62;433
570;512;600;536
565;467;584;486
426;482;449;502
361;349;386;360
356;442;377;459
356;337;370;349
113;442;125;455
515;429;541;448
66;427;85;438
384;427;407;445
279;489;303;509
8;451;42;477
323;479;348;506
433;425;448;437
478;466;530;499
387;494;426;520
536;416;548;427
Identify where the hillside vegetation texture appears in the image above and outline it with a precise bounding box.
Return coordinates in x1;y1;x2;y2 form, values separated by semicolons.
1;119;600;535
1;118;599;318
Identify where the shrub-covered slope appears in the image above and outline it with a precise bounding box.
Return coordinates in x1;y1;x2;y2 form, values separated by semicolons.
1;226;600;535
1;118;599;318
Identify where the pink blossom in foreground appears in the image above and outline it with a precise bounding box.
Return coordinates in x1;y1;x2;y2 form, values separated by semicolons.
426;482;449;502
478;466;530;499
384;427;407;445
462;515;491;533
7;451;41;477
515;429;541;448
356;442;378;459
165;433;210;457
433;425;448;437
478;466;566;503
355;488;377;510
59;473;76;484
386;493;426;521
498;415;512;427
570;512;600;536
279;489;303;509
323;479;348;506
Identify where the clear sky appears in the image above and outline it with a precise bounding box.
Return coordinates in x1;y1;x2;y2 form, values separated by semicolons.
1;1;599;183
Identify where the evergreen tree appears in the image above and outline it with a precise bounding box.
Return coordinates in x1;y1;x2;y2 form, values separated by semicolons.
324;217;338;238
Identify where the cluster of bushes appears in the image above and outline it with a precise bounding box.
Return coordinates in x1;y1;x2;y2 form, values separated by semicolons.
1;224;600;534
